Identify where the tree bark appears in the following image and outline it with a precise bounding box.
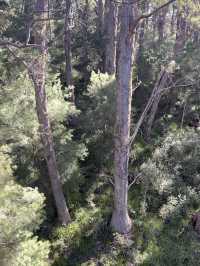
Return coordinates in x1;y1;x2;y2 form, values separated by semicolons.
104;0;118;75
111;0;138;234
29;0;71;225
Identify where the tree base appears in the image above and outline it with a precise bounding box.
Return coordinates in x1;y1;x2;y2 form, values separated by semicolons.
111;211;132;234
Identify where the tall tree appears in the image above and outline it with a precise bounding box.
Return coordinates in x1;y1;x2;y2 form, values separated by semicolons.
29;0;71;225
103;0;118;74
111;0;176;234
111;0;138;234
64;0;74;101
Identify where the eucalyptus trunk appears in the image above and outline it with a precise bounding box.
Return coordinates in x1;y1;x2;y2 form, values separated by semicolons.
111;0;138;234
29;0;71;225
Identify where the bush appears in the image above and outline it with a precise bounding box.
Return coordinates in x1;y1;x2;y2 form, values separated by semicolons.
0;148;50;266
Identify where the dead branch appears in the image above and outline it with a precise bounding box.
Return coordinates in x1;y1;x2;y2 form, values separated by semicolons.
128;173;142;190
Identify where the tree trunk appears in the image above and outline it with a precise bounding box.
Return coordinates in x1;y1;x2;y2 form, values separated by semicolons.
174;8;187;56
64;0;74;102
23;0;34;44
104;0;118;74
96;0;104;36
111;0;177;235
111;0;138;234
170;4;176;35
157;6;168;43
145;69;168;139
29;0;71;225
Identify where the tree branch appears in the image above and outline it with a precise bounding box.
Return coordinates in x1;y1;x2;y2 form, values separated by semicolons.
128;173;142;190
129;79;198;147
136;0;176;25
0;40;40;49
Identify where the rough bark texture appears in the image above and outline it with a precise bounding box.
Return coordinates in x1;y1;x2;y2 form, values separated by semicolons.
111;0;138;234
30;0;71;225
104;0;118;75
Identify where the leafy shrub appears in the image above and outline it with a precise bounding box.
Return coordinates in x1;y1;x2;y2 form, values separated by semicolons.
135;129;200;266
79;71;116;171
0;148;50;266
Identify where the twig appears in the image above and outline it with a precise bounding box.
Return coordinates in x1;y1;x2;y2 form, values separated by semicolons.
128;173;142;190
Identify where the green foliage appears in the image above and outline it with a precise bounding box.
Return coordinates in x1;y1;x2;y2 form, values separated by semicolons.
53;208;102;249
0;74;87;190
1;0;200;265
134;129;200;265
141;130;200;197
10;238;50;266
80;71;116;171
0;147;50;266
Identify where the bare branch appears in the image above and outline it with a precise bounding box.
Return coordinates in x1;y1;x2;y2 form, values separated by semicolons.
129;78;198;147
128;173;142;190
136;0;176;25
0;40;40;49
99;171;115;187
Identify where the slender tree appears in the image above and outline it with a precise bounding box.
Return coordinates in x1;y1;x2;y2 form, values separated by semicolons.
104;0;118;74
29;0;71;225
174;6;187;56
157;6;168;42
145;68;171;139
64;0;74;102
